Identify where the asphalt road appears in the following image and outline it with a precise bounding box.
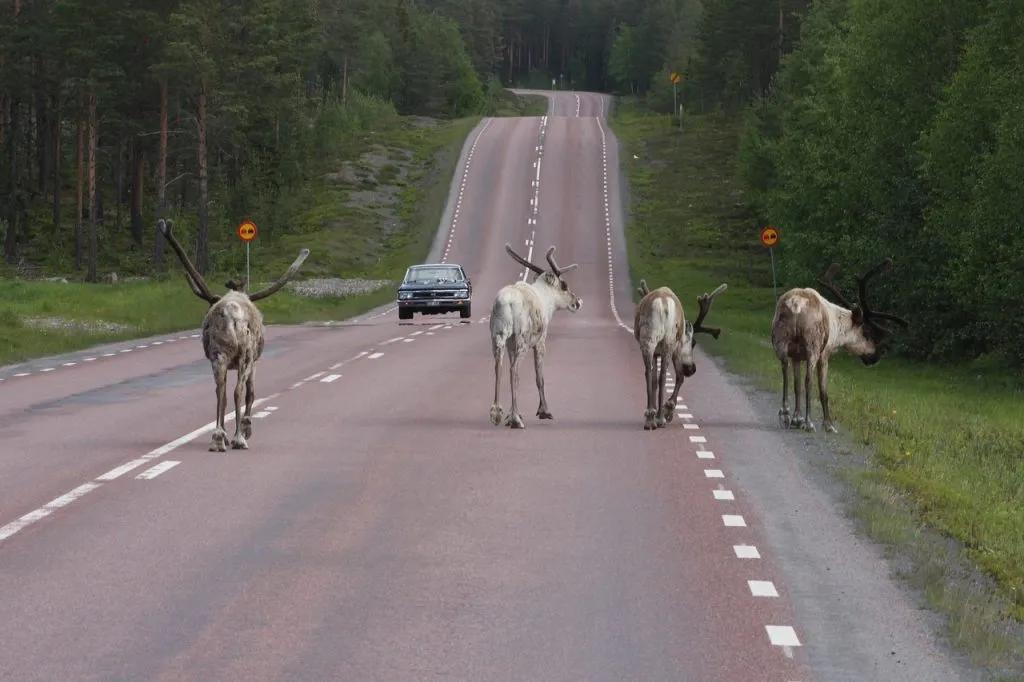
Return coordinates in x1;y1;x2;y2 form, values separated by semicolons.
0;91;980;681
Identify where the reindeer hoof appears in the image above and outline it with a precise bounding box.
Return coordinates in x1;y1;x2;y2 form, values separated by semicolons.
231;435;249;450
241;417;253;439
210;429;228;452
506;413;525;429
643;408;659;430
823;421;838;434
801;421;817;433
656;415;667;428
662;403;676;423
778;409;791;428
489;405;504;426
537;409;553;420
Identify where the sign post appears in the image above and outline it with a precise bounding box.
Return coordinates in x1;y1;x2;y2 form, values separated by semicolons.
759;225;780;301
237;220;258;290
670;71;683;131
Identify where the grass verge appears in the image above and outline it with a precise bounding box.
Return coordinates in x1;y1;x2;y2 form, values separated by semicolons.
488;88;549;117
610;97;1024;674
0;113;480;368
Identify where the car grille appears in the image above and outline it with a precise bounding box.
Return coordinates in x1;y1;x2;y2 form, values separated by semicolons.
417;290;462;299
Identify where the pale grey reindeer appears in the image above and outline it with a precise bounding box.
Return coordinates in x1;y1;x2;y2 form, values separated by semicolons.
633;279;728;430
158;218;310;451
772;257;908;433
489;243;581;429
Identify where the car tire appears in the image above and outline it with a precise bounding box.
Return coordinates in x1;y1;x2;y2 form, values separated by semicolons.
398;307;413;320
460;305;472;319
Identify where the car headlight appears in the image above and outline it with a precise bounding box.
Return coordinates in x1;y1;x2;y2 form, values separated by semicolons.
399;292;412;300
458;289;470;298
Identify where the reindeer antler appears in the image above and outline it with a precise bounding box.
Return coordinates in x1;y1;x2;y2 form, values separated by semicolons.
637;279;650;297
855;256;909;329
248;249;311;302
817;262;855;309
692;283;728;339
505;243;544;275
545;245;578;277
159;219;219;304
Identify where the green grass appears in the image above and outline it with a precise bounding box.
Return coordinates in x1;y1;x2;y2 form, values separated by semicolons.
0;113;481;367
611;98;1024;667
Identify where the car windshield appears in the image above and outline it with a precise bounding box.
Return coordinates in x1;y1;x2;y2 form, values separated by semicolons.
404;266;463;284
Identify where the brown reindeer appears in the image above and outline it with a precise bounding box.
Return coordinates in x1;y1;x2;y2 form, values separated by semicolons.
159;218;310;451
771;257;908;433
633;279;728;430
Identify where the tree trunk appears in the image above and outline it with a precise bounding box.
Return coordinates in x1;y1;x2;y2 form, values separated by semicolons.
52;92;60;236
4;100;19;263
155;79;167;267
74;88;84;269
130;139;144;245
342;55;349;106
87;89;98;282
36;59;49;196
115;133;124;234
197;81;209;275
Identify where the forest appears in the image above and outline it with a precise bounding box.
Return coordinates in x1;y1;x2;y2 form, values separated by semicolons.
1;0;1023;367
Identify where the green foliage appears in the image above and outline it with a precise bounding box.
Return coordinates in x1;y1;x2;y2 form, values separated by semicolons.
735;0;1024;367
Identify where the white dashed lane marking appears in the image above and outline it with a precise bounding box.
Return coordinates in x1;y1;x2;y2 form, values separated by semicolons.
441;117;494;264
735;545;761;559
0;398;281;545
748;580;779;598
135;461;180;480
590;90;803;654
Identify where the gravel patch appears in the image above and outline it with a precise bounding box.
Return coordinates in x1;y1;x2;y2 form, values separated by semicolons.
287;278;392;298
22;316;136;334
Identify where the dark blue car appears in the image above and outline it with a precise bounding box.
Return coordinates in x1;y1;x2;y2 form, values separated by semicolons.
396;263;473;321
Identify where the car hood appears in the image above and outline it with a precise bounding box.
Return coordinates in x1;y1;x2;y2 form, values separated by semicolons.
398;282;468;291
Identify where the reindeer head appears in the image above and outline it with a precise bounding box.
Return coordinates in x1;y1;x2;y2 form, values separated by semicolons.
157;218;310;306
674;283;728;377
504;243;582;313
817;257;909;366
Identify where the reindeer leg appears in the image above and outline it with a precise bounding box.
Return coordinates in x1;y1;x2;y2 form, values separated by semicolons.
801;357;817;432
489;339;506;426
655;355;669;428
210;358;229;452
242;366;255;439
534;341;553;420
817;358;837;433
789;360;805;429
663;363;684;424
506;343;526;429
778;358;792;428
642;351;658;430
230;365;250;450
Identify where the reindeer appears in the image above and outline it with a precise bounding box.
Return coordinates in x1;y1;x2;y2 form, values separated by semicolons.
158;218;310;451
772;257;908;433
489;243;581;429
633;279;728;430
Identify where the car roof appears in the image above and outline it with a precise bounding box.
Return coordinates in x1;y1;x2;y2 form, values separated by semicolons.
408;263;462;269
